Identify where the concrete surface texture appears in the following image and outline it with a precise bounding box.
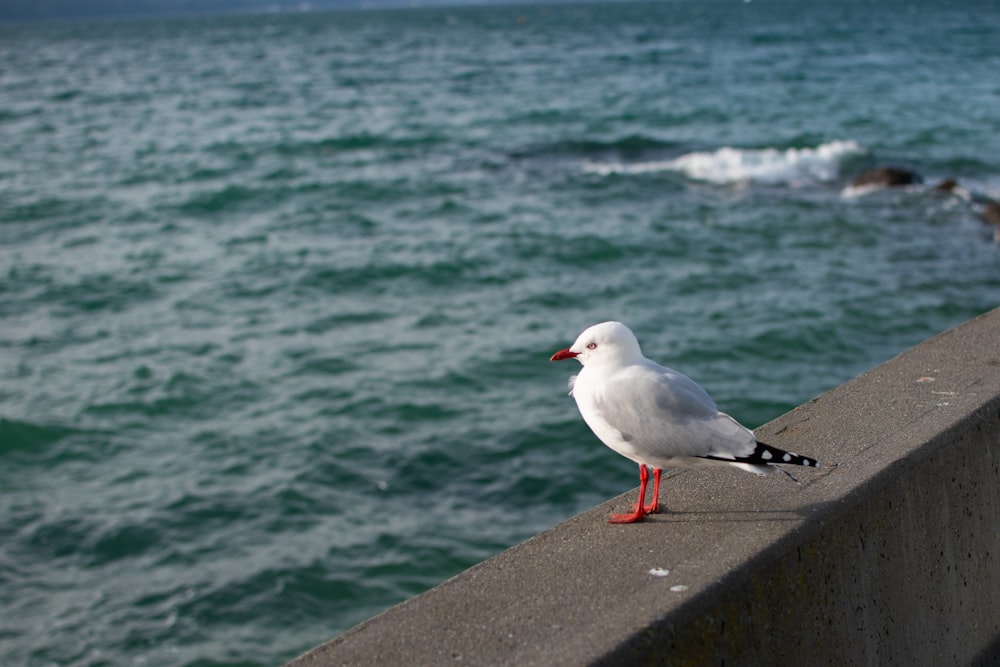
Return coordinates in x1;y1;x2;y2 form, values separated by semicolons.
286;307;1000;667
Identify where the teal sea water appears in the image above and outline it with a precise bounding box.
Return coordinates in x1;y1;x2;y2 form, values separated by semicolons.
2;1;999;664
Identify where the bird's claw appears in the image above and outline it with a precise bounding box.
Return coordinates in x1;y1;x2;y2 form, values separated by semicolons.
608;503;648;523
608;510;646;524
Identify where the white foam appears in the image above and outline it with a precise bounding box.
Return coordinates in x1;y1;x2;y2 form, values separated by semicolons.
584;139;866;186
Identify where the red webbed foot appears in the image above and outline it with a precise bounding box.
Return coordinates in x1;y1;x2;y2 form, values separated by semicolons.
608;505;647;523
607;465;657;523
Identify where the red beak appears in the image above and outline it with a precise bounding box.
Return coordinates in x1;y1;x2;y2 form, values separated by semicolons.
550;348;579;361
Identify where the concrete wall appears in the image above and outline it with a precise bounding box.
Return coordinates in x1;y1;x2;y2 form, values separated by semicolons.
287;307;1000;667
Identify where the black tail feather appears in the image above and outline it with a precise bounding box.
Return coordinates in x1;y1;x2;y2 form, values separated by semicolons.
701;441;820;468
743;441;820;468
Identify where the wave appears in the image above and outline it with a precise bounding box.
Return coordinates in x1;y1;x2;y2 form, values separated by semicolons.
583;140;866;186
0;417;79;454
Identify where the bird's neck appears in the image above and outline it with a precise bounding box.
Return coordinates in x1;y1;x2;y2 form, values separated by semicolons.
583;356;640;378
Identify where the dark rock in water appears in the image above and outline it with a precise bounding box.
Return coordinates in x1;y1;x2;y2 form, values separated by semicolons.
935;178;959;192
980;202;1000;244
981;202;1000;227
851;167;923;188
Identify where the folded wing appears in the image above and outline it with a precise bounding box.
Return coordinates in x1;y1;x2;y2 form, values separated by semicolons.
592;362;758;463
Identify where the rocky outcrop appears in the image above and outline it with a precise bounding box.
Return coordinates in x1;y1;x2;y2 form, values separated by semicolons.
850;166;923;188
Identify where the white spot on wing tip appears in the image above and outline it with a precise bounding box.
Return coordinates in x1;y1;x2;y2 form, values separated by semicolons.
648;567;670;577
670;585;689;592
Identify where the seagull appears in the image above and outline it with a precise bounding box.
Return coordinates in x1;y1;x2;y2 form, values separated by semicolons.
551;321;819;523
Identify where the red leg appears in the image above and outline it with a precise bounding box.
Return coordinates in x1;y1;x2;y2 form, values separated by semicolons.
643;468;662;514
609;464;649;523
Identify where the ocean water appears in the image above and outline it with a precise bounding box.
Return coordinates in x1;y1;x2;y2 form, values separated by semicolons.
2;1;999;665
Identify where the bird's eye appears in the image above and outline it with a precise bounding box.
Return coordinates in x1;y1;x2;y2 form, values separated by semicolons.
586;342;597;350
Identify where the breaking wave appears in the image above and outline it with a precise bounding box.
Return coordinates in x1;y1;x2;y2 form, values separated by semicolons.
584;140;866;186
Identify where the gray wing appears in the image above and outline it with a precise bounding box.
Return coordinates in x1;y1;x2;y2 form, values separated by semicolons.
593;362;756;459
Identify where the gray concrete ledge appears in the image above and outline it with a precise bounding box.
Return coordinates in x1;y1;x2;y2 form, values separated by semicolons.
287;307;1000;666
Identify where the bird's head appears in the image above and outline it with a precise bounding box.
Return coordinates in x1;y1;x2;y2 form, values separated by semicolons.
550;321;643;368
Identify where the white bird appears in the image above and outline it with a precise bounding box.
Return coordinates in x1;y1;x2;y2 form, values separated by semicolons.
551;321;819;524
